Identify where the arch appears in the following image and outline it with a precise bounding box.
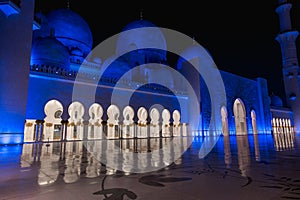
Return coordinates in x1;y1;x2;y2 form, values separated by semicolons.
43;99;64;141
107;104;120;139
251;110;258;134
107;104;120;125
137;107;148;138
88;103;103;139
68;101;85;121
172;110;181;126
137;107;148;124
233;98;247;135
172;110;181;136
162;109;171;137
221;106;229;136
89;103;103;123
67;101;85;140
44;99;63;123
149;108;160;137
150;108;160;125
122;106;135;138
123;106;134;125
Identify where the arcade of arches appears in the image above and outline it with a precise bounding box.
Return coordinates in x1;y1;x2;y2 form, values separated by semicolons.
24;98;294;143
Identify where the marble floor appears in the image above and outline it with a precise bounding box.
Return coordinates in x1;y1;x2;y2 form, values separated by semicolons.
1;133;300;200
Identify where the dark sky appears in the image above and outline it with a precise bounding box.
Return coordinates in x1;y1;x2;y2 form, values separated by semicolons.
34;0;300;104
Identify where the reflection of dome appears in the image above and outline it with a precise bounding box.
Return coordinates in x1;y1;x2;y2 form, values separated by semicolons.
270;94;283;107
47;8;93;56
176;44;215;70
116;19;167;61
31;37;70;69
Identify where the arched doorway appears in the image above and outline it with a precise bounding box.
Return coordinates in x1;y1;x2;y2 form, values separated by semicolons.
172;110;181;136
149;108;160;137
221;106;229;136
107;104;120;139
251;110;258;134
88;103;103;139
67;101;85;140
233;98;247;135
122;105;135;138
43;99;63;141
137;107;148;138
162;109;171;137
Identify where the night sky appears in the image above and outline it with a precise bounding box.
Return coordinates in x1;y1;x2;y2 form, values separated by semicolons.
34;0;300;105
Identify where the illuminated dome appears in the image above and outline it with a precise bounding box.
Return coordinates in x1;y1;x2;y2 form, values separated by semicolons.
270;94;283;107
31;37;70;69
122;19;157;31
116;19;167;61
46;8;93;57
176;44;215;70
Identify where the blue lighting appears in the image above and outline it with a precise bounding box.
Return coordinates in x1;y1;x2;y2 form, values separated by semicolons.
0;1;20;17
0;134;23;145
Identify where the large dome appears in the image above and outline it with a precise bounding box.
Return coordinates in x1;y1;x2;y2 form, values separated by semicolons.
46;8;93;56
176;44;215;70
31;37;70;70
116;19;167;61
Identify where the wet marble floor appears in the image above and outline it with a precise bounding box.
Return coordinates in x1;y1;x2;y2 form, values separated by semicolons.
1;133;300;200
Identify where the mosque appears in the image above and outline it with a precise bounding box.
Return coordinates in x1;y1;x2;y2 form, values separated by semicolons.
0;0;298;144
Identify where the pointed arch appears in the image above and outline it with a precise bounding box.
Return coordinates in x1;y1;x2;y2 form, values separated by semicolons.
233;98;247;135
251;110;258;134
221;106;229;136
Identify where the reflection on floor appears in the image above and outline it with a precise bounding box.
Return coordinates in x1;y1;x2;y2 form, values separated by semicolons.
1;133;300;200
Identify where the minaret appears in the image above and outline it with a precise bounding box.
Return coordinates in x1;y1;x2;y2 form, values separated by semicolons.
275;0;300;133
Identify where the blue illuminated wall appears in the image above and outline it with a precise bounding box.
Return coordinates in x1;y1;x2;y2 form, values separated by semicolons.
210;71;271;134
0;0;35;140
26;72;188;123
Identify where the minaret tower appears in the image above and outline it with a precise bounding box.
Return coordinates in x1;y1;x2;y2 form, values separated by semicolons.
275;0;300;133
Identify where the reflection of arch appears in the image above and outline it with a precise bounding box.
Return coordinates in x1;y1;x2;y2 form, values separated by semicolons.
251;110;258;134
88;103;103;139
233;98;247;135
221;106;229;136
236;135;250;177
162;109;171;137
67;101;85;140
223;135;231;168
38;143;60;185
122;106;135;138
107;104;120;139
137;107;148;138
43;99;64;141
172;110;181;136
64;142;82;184
150;108;160;137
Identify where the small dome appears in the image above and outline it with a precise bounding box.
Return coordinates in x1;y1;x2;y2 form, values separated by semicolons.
176;44;215;70
116;19;167;61
122;19;157;31
270;94;283;107
31;37;70;69
46;8;93;56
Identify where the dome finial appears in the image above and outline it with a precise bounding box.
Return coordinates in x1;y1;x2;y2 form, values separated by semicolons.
140;9;143;20
192;36;196;45
67;0;70;9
